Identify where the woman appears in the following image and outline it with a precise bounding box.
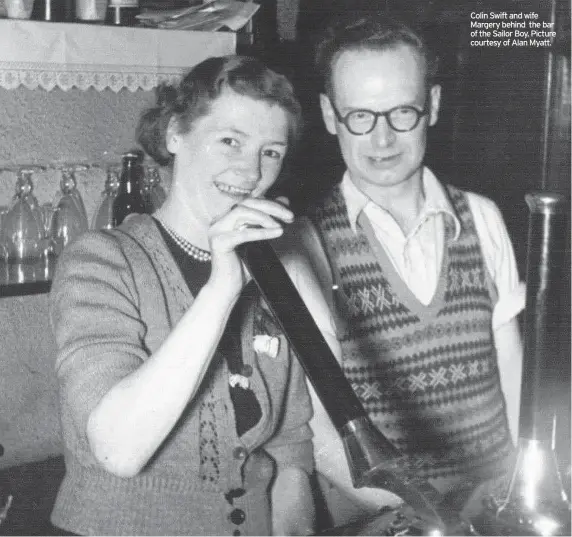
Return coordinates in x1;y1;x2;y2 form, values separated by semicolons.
49;55;321;536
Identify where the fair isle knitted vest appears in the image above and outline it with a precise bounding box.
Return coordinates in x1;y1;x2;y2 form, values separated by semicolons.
309;184;513;490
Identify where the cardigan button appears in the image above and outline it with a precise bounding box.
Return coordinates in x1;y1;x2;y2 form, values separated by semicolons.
232;447;247;460
229;508;246;525
224;488;246;505
241;364;253;377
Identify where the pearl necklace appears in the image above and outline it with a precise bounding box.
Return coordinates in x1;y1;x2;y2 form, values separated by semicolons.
157;218;211;262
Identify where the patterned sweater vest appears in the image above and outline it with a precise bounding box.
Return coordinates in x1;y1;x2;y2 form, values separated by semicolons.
309;184;513;488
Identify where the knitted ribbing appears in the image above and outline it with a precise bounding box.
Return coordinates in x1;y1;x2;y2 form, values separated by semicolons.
310;185;513;487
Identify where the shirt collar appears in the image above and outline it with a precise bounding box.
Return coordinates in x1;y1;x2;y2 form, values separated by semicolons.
340;167;462;240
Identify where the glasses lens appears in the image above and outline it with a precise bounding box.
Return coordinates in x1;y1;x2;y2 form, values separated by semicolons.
346;110;376;134
388;107;420;131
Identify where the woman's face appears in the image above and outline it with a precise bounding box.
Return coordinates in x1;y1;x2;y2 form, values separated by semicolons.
169;89;290;225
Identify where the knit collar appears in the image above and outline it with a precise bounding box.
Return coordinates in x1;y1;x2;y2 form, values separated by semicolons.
340;167;462;241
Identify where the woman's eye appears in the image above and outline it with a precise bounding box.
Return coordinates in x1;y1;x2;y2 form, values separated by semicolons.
221;137;239;147
263;149;284;160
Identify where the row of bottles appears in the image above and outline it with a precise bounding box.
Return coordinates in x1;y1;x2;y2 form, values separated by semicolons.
0;153;166;264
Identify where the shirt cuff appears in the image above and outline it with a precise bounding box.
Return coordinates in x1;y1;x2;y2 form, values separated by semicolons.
492;280;526;330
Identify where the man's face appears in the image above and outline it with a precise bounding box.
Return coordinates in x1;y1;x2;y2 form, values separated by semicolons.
320;44;441;197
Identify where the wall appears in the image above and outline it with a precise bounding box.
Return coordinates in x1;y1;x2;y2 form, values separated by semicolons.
0;87;160;210
0;85;167;471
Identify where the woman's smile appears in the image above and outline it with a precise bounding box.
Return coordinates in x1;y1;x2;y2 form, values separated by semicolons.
214;180;256;198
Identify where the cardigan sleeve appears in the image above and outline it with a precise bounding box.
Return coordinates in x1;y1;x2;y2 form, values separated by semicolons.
50;231;149;441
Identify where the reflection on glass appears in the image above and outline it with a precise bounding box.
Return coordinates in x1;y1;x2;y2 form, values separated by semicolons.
39;202;57;260
0;205;9;263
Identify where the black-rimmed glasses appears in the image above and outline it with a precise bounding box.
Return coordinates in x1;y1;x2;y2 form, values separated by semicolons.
329;99;429;135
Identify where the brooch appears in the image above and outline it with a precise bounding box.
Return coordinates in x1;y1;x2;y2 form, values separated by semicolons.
228;374;250;390
253;334;280;358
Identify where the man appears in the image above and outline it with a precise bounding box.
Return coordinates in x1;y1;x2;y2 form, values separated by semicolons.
283;13;525;528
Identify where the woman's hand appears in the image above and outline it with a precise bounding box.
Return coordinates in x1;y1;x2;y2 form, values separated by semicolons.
207;197;294;298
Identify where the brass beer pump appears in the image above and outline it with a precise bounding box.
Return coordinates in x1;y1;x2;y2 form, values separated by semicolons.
239;241;475;536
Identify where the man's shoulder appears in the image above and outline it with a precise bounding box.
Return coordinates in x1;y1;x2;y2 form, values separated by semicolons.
435;176;500;215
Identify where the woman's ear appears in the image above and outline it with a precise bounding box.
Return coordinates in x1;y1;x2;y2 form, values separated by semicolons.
166;116;180;154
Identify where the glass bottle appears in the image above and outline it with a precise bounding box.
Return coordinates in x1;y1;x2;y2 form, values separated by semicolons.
92;167;120;230
112;151;148;227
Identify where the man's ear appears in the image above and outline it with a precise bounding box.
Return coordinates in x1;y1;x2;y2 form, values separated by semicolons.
428;84;441;127
166;116;180;154
319;93;338;135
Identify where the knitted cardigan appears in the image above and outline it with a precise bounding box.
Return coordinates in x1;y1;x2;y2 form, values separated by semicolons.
308;184;513;493
49;215;313;536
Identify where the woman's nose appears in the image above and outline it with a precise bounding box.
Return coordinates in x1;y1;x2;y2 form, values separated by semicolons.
236;153;261;181
370;116;396;148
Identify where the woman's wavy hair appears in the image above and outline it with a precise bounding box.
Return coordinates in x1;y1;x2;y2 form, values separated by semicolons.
136;55;303;166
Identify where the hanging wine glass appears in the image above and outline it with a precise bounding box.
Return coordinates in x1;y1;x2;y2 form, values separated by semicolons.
51;166;89;255
15;167;44;227
1;167;44;262
53;165;89;229
147;165;167;212
91;166;120;230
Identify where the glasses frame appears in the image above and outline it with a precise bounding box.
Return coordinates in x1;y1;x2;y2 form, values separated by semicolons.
328;97;431;135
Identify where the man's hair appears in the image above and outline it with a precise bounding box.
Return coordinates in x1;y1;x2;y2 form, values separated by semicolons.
314;13;440;97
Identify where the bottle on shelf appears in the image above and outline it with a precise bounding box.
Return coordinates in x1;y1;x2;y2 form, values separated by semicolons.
31;0;75;22
75;0;108;23
112;150;149;227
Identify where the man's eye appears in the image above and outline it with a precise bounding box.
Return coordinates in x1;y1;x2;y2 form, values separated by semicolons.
395;107;417;117
352;111;371;121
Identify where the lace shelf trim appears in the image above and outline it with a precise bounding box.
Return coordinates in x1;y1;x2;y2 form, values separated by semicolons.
0;62;184;92
0;20;236;92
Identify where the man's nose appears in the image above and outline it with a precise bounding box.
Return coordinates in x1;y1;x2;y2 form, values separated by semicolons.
370;116;396;148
